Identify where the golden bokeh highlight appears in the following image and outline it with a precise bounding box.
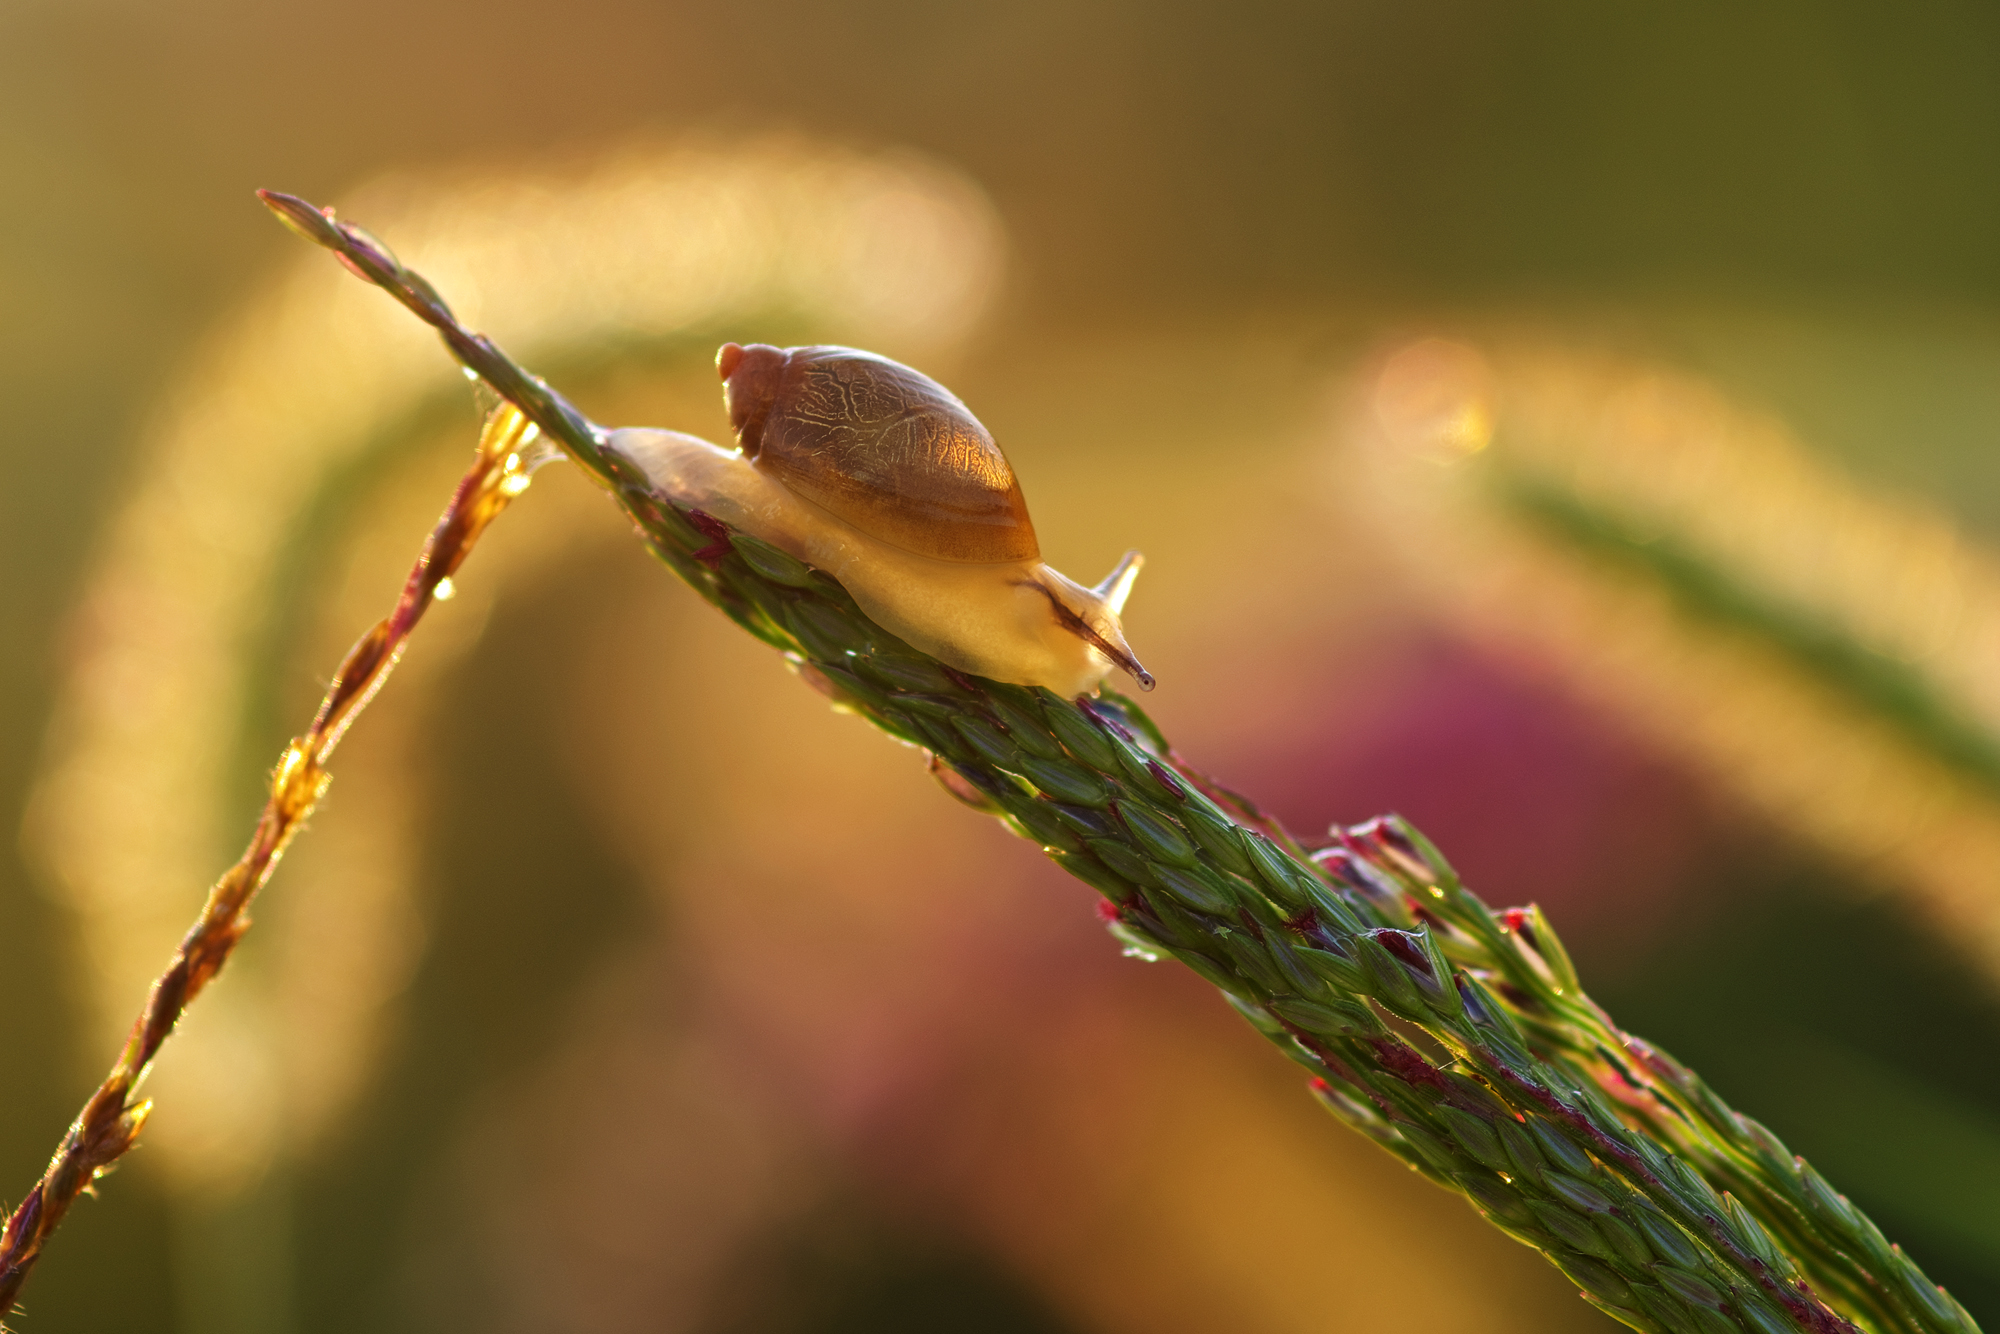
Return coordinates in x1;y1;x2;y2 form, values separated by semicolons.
1350;338;2000;972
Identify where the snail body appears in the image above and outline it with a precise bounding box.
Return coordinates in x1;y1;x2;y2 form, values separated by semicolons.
609;343;1148;697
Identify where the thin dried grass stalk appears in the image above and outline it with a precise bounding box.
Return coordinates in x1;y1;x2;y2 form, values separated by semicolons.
0;400;543;1321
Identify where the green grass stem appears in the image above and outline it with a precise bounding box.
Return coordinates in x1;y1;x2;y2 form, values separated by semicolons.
259;189;1981;1334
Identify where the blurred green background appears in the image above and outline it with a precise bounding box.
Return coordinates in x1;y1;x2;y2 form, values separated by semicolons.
4;2;2000;1331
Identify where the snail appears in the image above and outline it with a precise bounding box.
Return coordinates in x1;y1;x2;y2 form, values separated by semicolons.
608;343;1150;697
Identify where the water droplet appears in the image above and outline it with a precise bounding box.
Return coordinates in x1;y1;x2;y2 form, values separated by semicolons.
434;577;457;601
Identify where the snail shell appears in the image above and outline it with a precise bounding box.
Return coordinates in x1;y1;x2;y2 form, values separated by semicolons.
609;343;1149;697
721;342;1036;564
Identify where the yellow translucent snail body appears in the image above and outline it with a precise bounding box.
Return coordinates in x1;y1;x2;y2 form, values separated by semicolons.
609;343;1150;696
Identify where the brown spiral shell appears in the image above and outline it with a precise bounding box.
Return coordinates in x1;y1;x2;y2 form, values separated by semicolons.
718;343;1039;564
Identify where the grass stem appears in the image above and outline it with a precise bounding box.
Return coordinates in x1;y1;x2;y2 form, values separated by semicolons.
0;400;542;1324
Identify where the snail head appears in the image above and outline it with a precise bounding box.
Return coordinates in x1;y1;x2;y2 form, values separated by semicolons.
717;342;789;460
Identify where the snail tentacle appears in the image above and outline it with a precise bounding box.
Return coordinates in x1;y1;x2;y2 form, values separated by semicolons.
1093;550;1145;614
1013;569;1154;691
